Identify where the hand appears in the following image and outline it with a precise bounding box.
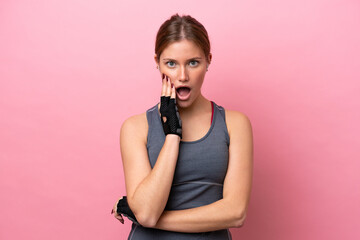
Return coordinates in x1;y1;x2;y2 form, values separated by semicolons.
160;74;182;139
111;196;124;224
111;196;139;225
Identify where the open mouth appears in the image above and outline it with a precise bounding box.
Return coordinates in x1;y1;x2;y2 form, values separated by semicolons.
176;87;191;100
176;87;191;96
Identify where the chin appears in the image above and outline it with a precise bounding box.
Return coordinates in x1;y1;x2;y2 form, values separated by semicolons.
176;99;191;108
178;97;199;109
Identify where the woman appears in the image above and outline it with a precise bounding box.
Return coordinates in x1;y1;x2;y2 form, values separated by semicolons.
111;13;253;239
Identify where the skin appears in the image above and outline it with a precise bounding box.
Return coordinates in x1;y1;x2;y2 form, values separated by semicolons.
111;39;253;232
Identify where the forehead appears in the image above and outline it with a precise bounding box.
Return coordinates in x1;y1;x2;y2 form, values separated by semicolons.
161;39;204;59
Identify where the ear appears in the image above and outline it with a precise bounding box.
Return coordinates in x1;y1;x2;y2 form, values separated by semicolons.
154;54;159;66
207;52;212;65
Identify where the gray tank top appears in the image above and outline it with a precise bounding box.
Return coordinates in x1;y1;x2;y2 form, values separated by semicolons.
128;101;232;240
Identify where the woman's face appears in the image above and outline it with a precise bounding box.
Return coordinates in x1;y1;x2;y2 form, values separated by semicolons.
155;39;211;108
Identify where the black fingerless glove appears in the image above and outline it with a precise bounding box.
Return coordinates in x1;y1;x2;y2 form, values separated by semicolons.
160;96;182;139
116;196;139;225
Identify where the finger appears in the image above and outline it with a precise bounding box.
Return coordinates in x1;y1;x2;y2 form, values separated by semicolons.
165;76;171;96
171;82;176;99
116;214;124;224
161;73;166;96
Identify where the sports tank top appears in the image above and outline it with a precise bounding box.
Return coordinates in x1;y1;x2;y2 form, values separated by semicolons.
127;101;231;240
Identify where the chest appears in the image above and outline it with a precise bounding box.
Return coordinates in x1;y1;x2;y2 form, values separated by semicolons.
180;114;212;142
173;140;229;184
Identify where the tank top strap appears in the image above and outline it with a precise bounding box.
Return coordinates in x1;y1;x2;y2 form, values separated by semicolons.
212;101;230;145
145;104;159;148
211;101;214;124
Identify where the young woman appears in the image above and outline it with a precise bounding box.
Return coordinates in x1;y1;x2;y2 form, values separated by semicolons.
111;13;253;239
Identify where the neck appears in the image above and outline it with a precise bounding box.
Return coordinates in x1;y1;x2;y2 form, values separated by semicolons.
177;93;210;119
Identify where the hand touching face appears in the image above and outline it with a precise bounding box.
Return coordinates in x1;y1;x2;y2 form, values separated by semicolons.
159;73;182;139
155;39;211;108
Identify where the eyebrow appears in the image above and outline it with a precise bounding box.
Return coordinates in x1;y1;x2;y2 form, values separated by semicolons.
162;57;203;61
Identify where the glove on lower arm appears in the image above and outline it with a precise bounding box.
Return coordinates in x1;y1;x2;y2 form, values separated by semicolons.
160;96;182;139
116;196;139;225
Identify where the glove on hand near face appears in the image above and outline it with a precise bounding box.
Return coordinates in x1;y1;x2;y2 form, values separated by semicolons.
160;96;182;139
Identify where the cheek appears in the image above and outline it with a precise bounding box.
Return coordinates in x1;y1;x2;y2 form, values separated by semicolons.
192;78;205;91
169;73;177;83
160;69;176;81
191;69;206;82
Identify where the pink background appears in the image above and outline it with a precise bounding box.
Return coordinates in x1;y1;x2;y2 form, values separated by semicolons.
1;0;359;239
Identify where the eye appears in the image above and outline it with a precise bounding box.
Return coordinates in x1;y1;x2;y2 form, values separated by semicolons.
166;61;176;68
189;60;199;67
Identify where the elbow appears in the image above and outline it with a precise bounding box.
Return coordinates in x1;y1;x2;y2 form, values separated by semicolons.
127;197;159;228
135;212;159;228
232;211;247;228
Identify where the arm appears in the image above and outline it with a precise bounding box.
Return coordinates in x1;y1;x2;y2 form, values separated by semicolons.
154;111;254;232
120;75;181;227
120;117;180;227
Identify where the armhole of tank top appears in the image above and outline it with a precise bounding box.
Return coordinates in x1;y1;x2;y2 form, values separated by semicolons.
145;108;153;149
128;223;138;240
217;105;230;145
227;229;232;239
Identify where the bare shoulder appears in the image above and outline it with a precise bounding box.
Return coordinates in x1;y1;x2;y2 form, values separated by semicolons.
120;112;148;145
224;109;253;139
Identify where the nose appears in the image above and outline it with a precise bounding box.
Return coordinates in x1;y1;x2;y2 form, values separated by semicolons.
178;65;189;82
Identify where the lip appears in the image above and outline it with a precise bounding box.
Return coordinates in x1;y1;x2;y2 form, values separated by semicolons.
176;86;191;101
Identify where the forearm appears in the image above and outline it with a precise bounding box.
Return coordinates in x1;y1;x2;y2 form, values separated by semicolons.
154;198;246;233
129;134;180;226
